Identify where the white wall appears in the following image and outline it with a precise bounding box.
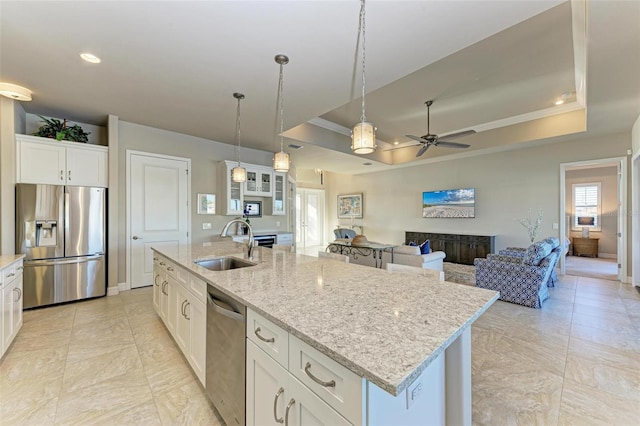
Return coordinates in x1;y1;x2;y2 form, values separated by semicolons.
324;133;632;265
565;166;618;256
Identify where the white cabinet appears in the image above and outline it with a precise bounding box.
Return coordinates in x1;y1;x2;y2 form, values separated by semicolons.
247;340;351;426
1;258;24;358
276;233;293;247
218;160;244;215
272;172;286;215
151;252;206;385
245;166;273;197
247;308;445;425
16;134;108;187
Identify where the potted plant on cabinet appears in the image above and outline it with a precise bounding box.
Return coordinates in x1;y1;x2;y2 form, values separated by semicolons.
33;115;90;142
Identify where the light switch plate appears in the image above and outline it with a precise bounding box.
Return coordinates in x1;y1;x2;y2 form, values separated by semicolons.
552;223;559;230
202;222;212;230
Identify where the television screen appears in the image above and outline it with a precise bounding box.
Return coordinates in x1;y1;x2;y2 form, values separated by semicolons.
422;188;475;218
577;216;595;226
243;201;262;217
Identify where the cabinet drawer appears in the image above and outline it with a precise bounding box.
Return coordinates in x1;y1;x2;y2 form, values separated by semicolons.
2;259;23;285
188;274;207;303
289;334;363;425
247;309;289;368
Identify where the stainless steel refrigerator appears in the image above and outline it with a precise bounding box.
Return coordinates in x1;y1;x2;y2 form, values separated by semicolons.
16;184;106;309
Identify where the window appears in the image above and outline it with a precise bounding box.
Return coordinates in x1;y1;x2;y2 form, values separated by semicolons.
572;182;601;231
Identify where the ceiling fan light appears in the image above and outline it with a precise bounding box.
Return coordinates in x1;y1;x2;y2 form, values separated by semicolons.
273;150;290;173
0;82;32;101
231;166;246;183
351;122;377;154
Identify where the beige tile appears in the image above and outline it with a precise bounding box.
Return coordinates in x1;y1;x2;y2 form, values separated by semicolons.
503;321;571;350
564;352;640;401
568;337;640;373
0;345;67;401
68;315;134;349
138;340;194;395
62;344;143;393
154;380;222;426
548;286;576;303
558;378;640;425
573;298;628;316
484;334;568;377
511;311;572;337
54;369;154;425
570;322;640;352
571;310;634;333
6;325;72;353
22;303;76;329
473;367;563;425
0;396;59;426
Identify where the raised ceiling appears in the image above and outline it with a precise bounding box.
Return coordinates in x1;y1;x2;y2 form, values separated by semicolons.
1;1;639;175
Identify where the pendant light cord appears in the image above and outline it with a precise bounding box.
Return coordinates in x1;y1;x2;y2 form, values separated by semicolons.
359;0;367;124
235;96;242;165
278;61;285;152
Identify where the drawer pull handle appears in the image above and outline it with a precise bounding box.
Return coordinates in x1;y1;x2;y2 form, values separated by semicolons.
154;274;160;286
273;387;284;423
304;362;336;388
159;261;166;266
284;398;295;426
254;327;275;343
17;266;23;271
167;266;174;272
7;272;15;277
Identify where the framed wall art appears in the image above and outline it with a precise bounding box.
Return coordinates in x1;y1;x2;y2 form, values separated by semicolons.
197;193;216;214
337;193;363;219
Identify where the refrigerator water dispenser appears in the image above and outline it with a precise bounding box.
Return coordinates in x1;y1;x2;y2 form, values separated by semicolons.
35;220;57;247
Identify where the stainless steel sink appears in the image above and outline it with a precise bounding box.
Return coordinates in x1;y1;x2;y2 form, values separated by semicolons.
194;256;256;271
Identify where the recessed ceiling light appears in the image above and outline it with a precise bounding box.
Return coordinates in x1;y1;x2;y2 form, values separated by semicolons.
0;82;32;101
80;53;101;64
393;141;399;145
555;99;565;105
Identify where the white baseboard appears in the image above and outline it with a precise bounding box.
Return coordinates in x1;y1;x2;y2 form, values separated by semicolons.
118;281;129;292
598;253;617;259
107;286;119;296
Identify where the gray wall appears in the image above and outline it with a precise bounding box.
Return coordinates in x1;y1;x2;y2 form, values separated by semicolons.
323;132;632;269
116;121;288;284
565;166;618;256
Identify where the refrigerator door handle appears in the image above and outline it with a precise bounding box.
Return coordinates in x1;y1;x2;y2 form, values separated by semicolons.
25;255;104;267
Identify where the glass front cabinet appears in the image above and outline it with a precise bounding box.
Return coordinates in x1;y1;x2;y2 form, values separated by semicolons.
218;161;244;215
245;167;272;197
272;172;286;215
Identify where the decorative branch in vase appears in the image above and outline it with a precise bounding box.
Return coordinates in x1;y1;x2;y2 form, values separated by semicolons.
518;208;543;243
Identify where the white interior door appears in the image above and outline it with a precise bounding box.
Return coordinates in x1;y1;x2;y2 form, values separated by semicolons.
296;188;324;249
128;152;190;289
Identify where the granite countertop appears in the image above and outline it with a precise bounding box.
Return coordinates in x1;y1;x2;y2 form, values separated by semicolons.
153;241;498;396
0;254;25;270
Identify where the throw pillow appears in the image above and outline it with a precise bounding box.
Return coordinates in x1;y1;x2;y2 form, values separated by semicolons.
419;240;430;254
408;241;417;246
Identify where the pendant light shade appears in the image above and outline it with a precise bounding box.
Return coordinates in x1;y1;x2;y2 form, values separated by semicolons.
231;92;247;183
351;0;376;154
273;54;290;173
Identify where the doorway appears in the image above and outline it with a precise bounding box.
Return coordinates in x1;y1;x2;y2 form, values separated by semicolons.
126;151;191;289
296;188;325;255
559;157;627;282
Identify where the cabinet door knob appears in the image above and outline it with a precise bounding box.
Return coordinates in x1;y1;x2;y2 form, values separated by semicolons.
133;235;142;240
68;170;71;181
60;170;64;181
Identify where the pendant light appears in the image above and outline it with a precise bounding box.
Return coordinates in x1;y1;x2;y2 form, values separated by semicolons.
273;54;290;173
351;0;376;154
231;92;247;183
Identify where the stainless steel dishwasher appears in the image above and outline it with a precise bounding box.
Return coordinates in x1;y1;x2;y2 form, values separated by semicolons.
206;284;246;426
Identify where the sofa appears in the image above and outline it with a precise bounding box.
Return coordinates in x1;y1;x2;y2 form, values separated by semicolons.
474;239;559;308
344;243;446;271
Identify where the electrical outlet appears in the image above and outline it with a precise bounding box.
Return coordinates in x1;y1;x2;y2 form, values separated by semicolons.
276;221;281;227
202;222;212;230
552;223;559;230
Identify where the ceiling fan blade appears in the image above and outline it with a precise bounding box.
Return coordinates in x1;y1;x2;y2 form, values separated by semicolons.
383;143;421;152
436;141;470;149
438;129;476;140
416;144;430;157
405;134;429;143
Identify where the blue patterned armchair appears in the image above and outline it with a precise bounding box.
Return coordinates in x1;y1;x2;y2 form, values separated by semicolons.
474;240;559;308
496;237;562;287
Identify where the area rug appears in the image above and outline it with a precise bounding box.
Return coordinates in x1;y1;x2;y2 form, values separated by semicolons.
443;262;475;286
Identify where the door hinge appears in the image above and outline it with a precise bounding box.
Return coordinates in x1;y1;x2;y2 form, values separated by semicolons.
186;169;189;175
618;263;622;268
187;232;189;237
618;232;622;237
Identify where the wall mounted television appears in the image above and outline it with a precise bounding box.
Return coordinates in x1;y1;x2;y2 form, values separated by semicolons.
422;188;475;218
243;200;262;218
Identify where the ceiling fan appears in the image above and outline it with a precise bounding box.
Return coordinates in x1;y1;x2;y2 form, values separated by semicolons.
387;100;476;157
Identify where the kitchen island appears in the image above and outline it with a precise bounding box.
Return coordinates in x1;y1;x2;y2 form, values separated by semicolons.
152;241;498;425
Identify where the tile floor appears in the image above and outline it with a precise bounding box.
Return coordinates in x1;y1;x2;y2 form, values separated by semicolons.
1;274;639;425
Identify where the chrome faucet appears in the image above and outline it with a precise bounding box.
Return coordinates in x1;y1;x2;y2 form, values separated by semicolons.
220;219;256;258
